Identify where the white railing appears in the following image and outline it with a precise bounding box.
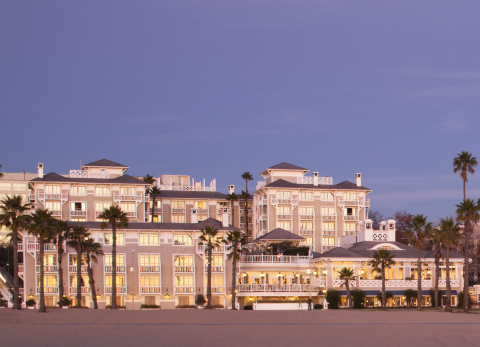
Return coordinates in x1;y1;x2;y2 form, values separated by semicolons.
239;223;253;229
18;264;24;273
36;265;58;273
190;208;208;214
17;243;24;251
125;211;137;218
174;286;195;294
174;266;195;273
95;211;103;217
38;193;68;200
139;265;160;273
358;279;433;287
69;265;88;273
205;266;225;273
113;192;143;202
197;245;226;253
50;210;62;217
38;286;59;294
344;215;359;221
148;208;163;214
339;198;369;207
105;287;126;294
256;182;266;190
70;210;87;217
299;214;314;220
205;286;225;294
322;245;337;251
271;197;298;205
333;278;357;288
69;287;91;294
314;278;326;287
322;215;336;221
323;230;336;236
240;255;311;263
140;286;162;294
295;177;333;185
26;243;57;251
277;214;292;220
104;265;126;273
19;288;24;295
438;278;460;287
70;170;110;178
29;194;36;201
237;284;315;292
172;208;185;213
300;229;314;235
158;185;216;192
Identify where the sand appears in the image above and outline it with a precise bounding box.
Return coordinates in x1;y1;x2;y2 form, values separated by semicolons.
1;308;480;347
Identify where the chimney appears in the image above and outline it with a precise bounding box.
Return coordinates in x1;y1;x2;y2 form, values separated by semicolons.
355;173;362;187
221;208;229;227
228;185;235;194
37;163;44;178
312;172;319;186
191;209;198;224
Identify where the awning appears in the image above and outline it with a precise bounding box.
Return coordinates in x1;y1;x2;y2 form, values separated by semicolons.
318;290;457;296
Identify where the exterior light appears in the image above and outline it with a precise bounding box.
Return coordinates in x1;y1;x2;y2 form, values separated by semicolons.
260;272;265;277
322;290;326;293
322;270;327;275
249;297;253;301
314;271;317;276
295;274;300;277
235;290;238;293
242;273;247;277
278;273;282;277
306;269;311;274
360;270;365;274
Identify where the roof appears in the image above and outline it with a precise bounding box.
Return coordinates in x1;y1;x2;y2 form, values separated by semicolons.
82;159;128;168
267;162;309;171
321;290;457;296
31;172;147;185
69;218;240;231
263;178;371;191
151;190;228;199
253;228;305;242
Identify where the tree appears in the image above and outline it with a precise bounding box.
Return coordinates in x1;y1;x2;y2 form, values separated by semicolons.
199;225;221;309
437;217;462;312
68;226;90;308
52;220;70;308
241;172;253;237
28;209;56;312
455;199;478;312
83;238;103;309
370;250;395;308
405;214;432;310
453;151;477;200
98;206;128;309
429;229;444;309
338;267;355;308
142;174;156;185
404;289;417;308
223;230;246;309
393;210;414;244
0;195;31;310
368;209;384;230
0;164;3;178
226;193;238;227
143;175;161;223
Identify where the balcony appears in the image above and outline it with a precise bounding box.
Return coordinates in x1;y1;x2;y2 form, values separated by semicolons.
438;278;460;287
104;265;126;273
276;214;292;220
323;230;336;236
339;198;369;208
174;286;195;294
237;284;315;293
36;265;58;273
125;211;137;218
29;194;36;202
239;223;253;229
172;208;186;214
196;245;226;253
39;193;68;201
333;278;357;288
38;286;59;294
190;208;208;214
69;287;91;294
70;210;87;217
148;207;163;214
50;210;62;217
300;229;314;235
140;286;162;294
205;266;225;273
314;278;326;287
70;170;109;179
344;215;359;221
240;255;311;263
322;215;336;221
299;214;314;220
26;243;57;252
105;286;126;294
139;265;160;273
271;197;298;205
69;265;88;273
174;266;195;273
217;208;231;214
18;264;24;273
322;245;337;251
205;286;225;294
17;244;23;251
358;279;434;288
113;192;143;202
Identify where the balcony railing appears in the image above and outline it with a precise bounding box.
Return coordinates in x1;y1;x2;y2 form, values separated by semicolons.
174;266;195;273
300;229;314;235
322;245;337;251
17;244;23;251
172;208;186;213
69;265;88;273
50;210;62;217
344;215;359;221
240;255;311;263
39;193;68;200
174;286;195;294
277;214;292;220
125;211;137;218
358;279;434;288
70;170;109;179
438;278;460;287
239;223;253;229
148;208;163;214
338;198;369;207
36;265;58;273
205;286;225;294
197;245;226;253
322;215;336;221
158;185;216;192
139;265;160;272
323;230;336;236
140;286;162;294
69;287;91;294
237;284;315;292
191;208;208;214
104;265;126;273
205;266;225;273
70;210;87;217
38;286;59;294
271;197;298;205
18;264;24;273
26;243;57;252
29;194;36;201
333;278;357;287
113;192;143;202
314;278;326;287
300;214;314;220
105;286;126;294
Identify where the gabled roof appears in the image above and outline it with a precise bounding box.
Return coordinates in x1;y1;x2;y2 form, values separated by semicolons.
312;247;362;259
266;162;308;171
253;228;305;242
151;191;228;199
82;159;128;168
31;172;147;185
263;178;371;191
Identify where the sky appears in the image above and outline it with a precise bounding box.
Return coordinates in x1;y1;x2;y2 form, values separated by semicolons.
1;0;480;222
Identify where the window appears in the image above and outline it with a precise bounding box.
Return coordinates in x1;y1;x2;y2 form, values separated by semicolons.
95;202;111;212
140;275;160;287
37;275;57;287
173;234;193;246
299;207;313;215
345;207;357;216
46;201;61;211
198;215;208;222
195;201;207;209
172;200;185;208
105;275;125;287
172;215;185;223
140;254;159;266
70;275;89;287
150;200;162;208
120;202;135;212
278;205;291;214
240;216;252;223
205;275;224;287
344;222;356;231
323;237;335;246
205;255;224;267
240;201;253;209
175;275;194;287
121;187;135;196
176;295;193;306
107;295;125;307
105;254;125;266
45;186;60;194
95;187;110;196
321;192;335;201
175;255;194;266
37;253;57;265
0;183;11;191
323;222;335;231
69;254;87;265
12;183;26;191
151;215;162;222
104;234;125;245
300;191;313;201
277;221;291;230
302;237;313;245
344;193;357;200
144;296;156;306
322;207;335;216
300;222;313;231
139;233;159;246
277;191;291;199
70;202;86;211
70;186;86;195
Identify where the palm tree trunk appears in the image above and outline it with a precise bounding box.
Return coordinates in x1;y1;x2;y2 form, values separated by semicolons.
12;225;20;310
434;252;440;308
381;265;386;308
417;249;422;310
112;222;117;309
151;195;156;223
231;248;237;310
39;237;46;312
76;245;82;308
463;220;470;312
463;178;466;201
87;264;97;309
230;200;235;227
206;245;212;308
57;238;64;308
445;248;451;312
244;200;248;238
346;281;352;308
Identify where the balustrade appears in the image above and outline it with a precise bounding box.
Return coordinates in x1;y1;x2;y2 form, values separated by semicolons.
358;279;434;287
322;215;336;221
174;286;195;294
300;229;314;235
197;245;226;253
105;287;126;294
36;265;58;273
344;215;359;221
240;255;311;263
139;265;160;273
174;266;195;272
104;265;126;273
38;287;59;294
70;210;87;217
237;284;314;292
140;286;162;294
69;287;91;294
333;278;357;288
205;266;225;273
271;197;299;205
69;265;88;273
300;215;314;220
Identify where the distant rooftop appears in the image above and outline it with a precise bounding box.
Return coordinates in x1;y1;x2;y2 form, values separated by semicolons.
266;162;309;171
82;159;128;168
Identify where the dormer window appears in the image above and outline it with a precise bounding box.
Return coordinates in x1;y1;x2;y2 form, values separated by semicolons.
368;243;403;251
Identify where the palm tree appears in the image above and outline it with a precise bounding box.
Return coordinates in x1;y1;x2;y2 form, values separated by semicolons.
241;172;253;234
453;151;477;200
52;220;70;308
147;186;162;223
370;250;396;308
405;214;432;310
429;230;444;309
338;267;355;308
199;225;221;309
223;230;246;309
455;199;478;312
437;217;462;312
28;209;56;312
98;206;128;309
239;190;251;238
68;226;90;308
0;195;30;310
83;238;103;309
226;193;238;227
142;174;156;185
0;164;3;178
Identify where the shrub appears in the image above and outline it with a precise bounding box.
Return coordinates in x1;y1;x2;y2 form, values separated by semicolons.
404;289;417;307
211;304;224;309
282;246;310;256
456;292;473;308
325;289;340;309
314;303;323;309
26;299;36;307
244;305;253;310
195;294;206;306
175;305;197;309
257;299;307;303
429;288;442;307
141;304;160;309
375;291;393;304
352;289;366;309
105;305;125;309
59;297;71;307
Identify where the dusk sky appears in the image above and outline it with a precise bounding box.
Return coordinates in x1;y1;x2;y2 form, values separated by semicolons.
1;1;480;222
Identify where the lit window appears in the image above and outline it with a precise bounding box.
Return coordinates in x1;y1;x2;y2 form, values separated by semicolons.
172;215;185;223
12;183;27;191
104;234;125;245
71;186;86;195
139;233;159;246
0;183;11;191
300;191;313;201
322;222;335;231
95;187;110;196
277;191;291;199
121;187;135;196
173;234;193;246
321;192;334;201
300;207;313;215
172;201;185;208
322;207;335;215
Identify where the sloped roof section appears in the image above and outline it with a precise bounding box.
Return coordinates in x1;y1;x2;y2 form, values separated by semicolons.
31;172;147;185
312;247;362;259
82;159;128;168
264;178;371;191
254;228;305;242
152;191;228;199
267;162;308;171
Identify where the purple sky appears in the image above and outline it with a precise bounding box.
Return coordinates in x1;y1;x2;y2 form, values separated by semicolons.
1;1;480;222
